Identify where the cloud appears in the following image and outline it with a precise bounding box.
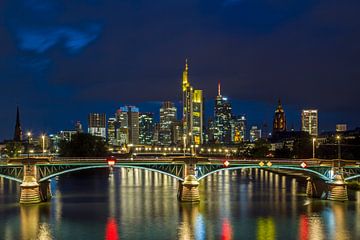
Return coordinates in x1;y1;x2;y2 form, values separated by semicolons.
15;24;102;54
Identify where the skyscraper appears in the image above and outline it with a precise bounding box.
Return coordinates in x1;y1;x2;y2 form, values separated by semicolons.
159;101;177;146
107;117;117;145
273;100;286;134
88;113;106;139
116;106;139;145
139;113;155;145
301;109;318;136
213;81;232;144
13;106;22;142
231;115;246;143
182;59;203;145
250;126;262;142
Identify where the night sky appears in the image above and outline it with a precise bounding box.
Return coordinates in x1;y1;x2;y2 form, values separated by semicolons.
1;0;360;140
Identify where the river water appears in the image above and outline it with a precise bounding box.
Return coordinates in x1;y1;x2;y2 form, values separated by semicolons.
0;168;359;240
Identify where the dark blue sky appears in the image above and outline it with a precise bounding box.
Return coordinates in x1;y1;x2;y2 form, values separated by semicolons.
1;0;360;140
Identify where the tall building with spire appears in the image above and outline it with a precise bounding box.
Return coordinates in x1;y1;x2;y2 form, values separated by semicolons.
13;106;22;142
272;99;286;134
212;81;232;143
182;59;203;145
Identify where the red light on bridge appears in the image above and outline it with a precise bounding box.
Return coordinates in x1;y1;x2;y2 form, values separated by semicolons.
223;160;230;167
301;162;307;168
107;156;117;167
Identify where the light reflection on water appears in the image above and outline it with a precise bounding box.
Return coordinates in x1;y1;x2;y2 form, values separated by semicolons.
0;169;359;240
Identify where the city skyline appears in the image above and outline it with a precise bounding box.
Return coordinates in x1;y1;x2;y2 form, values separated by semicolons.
1;80;357;142
1;1;360;139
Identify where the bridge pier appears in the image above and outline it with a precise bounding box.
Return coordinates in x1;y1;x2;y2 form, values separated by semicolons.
178;176;200;202
39;180;52;202
176;157;205;202
327;174;348;201
306;177;328;199
20;163;41;204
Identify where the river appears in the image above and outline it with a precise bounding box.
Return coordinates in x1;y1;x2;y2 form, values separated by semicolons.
0;168;359;239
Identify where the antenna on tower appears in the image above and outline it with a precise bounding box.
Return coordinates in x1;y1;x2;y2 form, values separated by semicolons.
218;81;221;96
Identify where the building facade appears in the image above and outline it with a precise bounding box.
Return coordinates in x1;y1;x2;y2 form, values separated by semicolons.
139;113;155;145
250;126;262;142
115;106;139;145
301;109;318;137
159;101;177;146
107;117;117;145
231;115;246;143
212;82;232;144
88;113;106;139
182;60;203;145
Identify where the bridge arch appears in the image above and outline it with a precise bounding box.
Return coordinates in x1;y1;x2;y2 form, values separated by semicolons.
0;174;22;183
345;174;360;181
197;165;331;181
39;165;183;182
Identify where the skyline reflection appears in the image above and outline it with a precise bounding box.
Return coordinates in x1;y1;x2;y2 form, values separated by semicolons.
0;169;358;239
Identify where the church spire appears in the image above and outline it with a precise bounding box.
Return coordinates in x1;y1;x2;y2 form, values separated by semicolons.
14;106;23;142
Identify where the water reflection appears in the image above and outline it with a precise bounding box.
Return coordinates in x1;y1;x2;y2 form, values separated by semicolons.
20;204;53;240
105;218;119;240
0;169;359;240
178;204;201;240
221;218;233;240
256;217;276;240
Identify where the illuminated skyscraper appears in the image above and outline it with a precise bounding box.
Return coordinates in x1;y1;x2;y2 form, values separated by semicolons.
231;115;246;143
213;81;232;144
88;113;106;139
336;124;347;132
107;117;117;145
159;101;177;146
182;59;203;145
116;106;139;145
272;100;286;134
301;109;318;136
139;112;155;145
250;126;262;142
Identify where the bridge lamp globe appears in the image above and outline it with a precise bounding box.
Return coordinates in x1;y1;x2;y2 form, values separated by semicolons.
107;156;116;167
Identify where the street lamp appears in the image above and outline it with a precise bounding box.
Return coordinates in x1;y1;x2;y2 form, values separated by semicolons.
41;135;45;156
312;138;316;159
27;132;32;158
183;135;187;156
336;135;341;159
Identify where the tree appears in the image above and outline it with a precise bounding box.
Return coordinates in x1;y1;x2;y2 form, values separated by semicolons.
2;141;23;158
249;139;270;158
292;133;312;158
274;145;292;158
59;133;107;157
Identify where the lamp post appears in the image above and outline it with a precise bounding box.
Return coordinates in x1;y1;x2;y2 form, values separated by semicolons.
336;135;341;159
312;138;316;159
27;132;31;159
183;135;187;156
41;135;45;156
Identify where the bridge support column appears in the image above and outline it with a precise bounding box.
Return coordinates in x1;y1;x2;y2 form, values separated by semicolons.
20;164;41;204
327;174;348;201
39;181;52;202
178;175;200;202
177;158;201;202
306;177;328;199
